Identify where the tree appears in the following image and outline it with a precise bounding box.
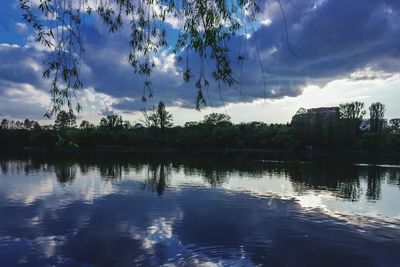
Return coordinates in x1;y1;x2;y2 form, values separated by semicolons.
389;119;400;133
369;102;386;133
23;119;38;130
1;119;9;129
122;121;131;130
80;120;95;130
132;122;144;129
141;102;173;130
14;121;23;129
19;0;262;116
202;113;232;126
99;115;123;130
339;102;366;119
339;102;366;145
156;102;173;131
9;120;16;129
184;121;200;128
33;121;41;130
141;108;159;128
23;119;30;129
54;111;76;130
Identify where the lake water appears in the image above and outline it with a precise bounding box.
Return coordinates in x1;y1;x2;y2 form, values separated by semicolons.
0;152;400;267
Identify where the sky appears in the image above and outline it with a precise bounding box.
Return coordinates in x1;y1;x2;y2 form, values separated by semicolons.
0;0;399;125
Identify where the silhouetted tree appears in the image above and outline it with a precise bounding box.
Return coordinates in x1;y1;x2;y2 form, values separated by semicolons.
23;119;37;130
99;115;123;130
202;113;232;126
339;102;366;146
122;120;131;129
339;102;366;119
369;102;386;133
184;121;200;127
80;120;95;129
156;102;173;131
141;102;173;130
141;107;159;128
54;111;76;130
1;119;9;129
132;122;144;129
389;118;400;133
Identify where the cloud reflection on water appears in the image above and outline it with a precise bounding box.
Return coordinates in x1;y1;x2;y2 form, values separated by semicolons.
0;154;400;266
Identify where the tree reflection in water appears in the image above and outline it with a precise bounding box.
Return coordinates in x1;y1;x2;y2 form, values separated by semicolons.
288;163;363;201
143;162;170;195
55;163;76;184
366;166;384;201
99;163;124;180
388;168;400;186
0;152;399;201
2;153;400;267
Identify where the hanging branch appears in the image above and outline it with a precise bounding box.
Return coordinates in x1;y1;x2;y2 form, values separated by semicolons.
277;0;296;56
20;0;262;116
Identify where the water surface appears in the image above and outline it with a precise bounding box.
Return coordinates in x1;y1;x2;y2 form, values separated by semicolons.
0;152;400;266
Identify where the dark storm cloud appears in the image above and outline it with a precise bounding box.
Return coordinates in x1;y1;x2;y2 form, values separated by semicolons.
0;45;50;119
244;0;400;83
78;0;400;111
0;44;46;88
78;22;198;110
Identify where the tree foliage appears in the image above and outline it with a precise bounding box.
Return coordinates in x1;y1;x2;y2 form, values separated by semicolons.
141;101;173;130
99;115;124;130
369;102;386;133
54;110;76;129
202;112;232;126
339;102;366;120
19;0;262;116
156;101;173;130
80;120;95;129
338;102;366;146
389;118;400;133
1;102;399;151
0;118;38;130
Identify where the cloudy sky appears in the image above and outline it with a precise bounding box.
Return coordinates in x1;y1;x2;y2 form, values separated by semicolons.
0;0;399;125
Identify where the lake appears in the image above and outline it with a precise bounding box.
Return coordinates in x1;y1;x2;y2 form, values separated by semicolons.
0;151;400;266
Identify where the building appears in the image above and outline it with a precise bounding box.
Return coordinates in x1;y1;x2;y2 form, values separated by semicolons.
360;119;388;132
291;107;339;125
291;107;388;132
291;107;340;147
307;107;339;115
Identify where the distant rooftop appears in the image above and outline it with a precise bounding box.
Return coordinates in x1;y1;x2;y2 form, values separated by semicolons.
307;107;338;113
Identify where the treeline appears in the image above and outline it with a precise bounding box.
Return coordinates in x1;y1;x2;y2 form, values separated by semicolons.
0;101;399;151
0;112;295;149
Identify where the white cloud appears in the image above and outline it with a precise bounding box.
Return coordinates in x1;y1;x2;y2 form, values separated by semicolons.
152;50;180;76
260;18;272;26
4;83;49;106
15;22;28;33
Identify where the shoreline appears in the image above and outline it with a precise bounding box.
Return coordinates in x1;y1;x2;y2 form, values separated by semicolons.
1;146;400;158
